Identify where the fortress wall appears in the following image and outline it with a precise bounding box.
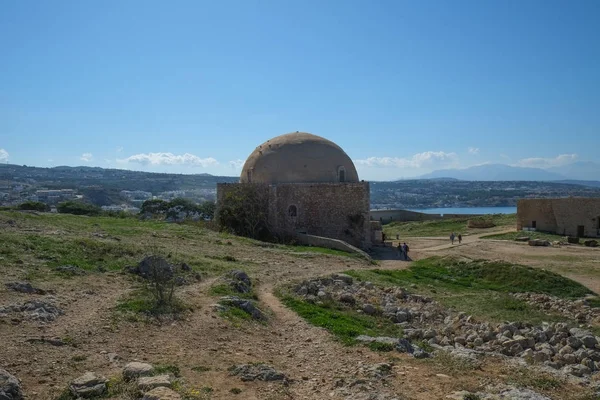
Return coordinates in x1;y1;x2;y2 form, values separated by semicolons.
517;198;600;237
269;182;371;249
516;199;557;233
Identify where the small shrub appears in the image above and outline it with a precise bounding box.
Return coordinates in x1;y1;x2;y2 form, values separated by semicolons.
18;201;49;212
230;388;242;395
368;342;395;352
463;394;481;400
57;201;101;216
154;364;181;377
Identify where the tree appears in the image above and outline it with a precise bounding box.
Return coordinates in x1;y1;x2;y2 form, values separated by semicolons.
217;184;272;240
57;201;101;216
18;201;50;212
198;200;216;220
140;199;169;215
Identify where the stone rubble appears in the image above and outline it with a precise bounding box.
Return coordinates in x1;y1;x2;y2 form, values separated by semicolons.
123;361;155;381
217;296;266;321
511;292;600;324
0;298;63;322
229;364;287;382
294;274;600;377
5;282;46;295
225;270;252;294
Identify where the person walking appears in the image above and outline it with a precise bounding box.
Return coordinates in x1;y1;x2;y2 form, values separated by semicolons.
397;242;403;259
458;233;462;244
450;232;455;245
402;242;409;260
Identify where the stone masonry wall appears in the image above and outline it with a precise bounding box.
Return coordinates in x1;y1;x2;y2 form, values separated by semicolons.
269;182;371;249
518;198;600;237
216;182;372;249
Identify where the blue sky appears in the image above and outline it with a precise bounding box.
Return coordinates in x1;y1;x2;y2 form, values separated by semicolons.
1;0;598;180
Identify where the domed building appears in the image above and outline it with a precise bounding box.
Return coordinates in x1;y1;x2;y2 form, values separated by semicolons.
217;132;375;250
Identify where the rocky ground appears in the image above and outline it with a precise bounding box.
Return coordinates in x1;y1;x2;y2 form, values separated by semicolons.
2;211;600;399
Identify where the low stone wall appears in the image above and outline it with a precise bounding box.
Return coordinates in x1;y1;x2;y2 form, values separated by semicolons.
295;233;372;261
370;209;483;225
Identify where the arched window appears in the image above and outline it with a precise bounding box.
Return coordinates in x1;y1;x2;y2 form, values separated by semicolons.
288;205;297;217
338;166;346;182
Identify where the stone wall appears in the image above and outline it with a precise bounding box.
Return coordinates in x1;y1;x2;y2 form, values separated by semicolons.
517;198;600;238
269;182;371;249
216;182;372;249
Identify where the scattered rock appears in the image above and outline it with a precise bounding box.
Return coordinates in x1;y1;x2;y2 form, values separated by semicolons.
229;364;286;382
515;236;530;242
5;282;46;295
25;336;67;346
142;386;182;400
226;270;252;294
0;299;63;322
69;372;108;398
55;265;87;275
0;368;23;400
123;362;154;380
137;374;173;391
219;296;265;320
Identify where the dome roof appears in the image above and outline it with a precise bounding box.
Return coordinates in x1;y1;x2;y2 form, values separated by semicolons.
240;132;359;184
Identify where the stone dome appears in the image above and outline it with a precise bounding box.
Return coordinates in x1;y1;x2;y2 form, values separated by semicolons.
240;132;359;184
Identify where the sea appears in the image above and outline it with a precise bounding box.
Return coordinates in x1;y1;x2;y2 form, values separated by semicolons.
406;206;517;215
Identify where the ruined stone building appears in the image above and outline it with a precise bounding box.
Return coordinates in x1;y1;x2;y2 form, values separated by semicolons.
216;132;375;249
517;198;600;238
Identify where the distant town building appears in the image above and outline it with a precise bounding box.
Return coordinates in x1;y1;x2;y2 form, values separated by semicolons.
517;198;600;238
35;189;76;204
101;205;140;213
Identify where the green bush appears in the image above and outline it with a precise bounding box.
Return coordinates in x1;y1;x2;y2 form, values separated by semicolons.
57;201;101;216
18;201;50;212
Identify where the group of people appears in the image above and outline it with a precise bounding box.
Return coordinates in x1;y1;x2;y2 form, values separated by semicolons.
396;242;410;260
450;232;462;245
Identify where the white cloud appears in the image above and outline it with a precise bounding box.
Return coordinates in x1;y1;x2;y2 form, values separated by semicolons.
229;159;245;169
118;152;219;168
355;151;459;169
514;154;578;169
116;146;124;153
468;147;480;155
0;149;9;162
80;153;93;162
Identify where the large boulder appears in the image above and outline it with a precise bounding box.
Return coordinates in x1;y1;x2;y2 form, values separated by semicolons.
0;368;23;400
69;372;108;398
123;362;154;380
138;375;173;391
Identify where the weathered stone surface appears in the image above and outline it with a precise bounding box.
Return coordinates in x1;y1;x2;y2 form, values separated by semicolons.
0;368;23;400
69;372;108;398
5;282;46;295
142;387;181;400
0;299;63;322
123;362;154;380
138;374;172;391
219;296;265;320
227;270;252;293
229;364;286;382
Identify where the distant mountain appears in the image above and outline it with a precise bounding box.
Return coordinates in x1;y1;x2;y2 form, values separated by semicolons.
420;164;565;181
547;161;600;181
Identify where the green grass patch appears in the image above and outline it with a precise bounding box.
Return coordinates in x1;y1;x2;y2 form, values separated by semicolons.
209;283;257;300
383;214;516;238
219;306;254;322
116;289;189;318
345;257;595;325
277;292;401;345
154;364;181;377
482;230;568;242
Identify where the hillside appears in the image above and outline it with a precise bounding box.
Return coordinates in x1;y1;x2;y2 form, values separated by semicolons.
2;211;600;399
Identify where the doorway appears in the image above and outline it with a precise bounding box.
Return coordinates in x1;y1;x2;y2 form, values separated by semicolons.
577;225;585;238
532;221;537;229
